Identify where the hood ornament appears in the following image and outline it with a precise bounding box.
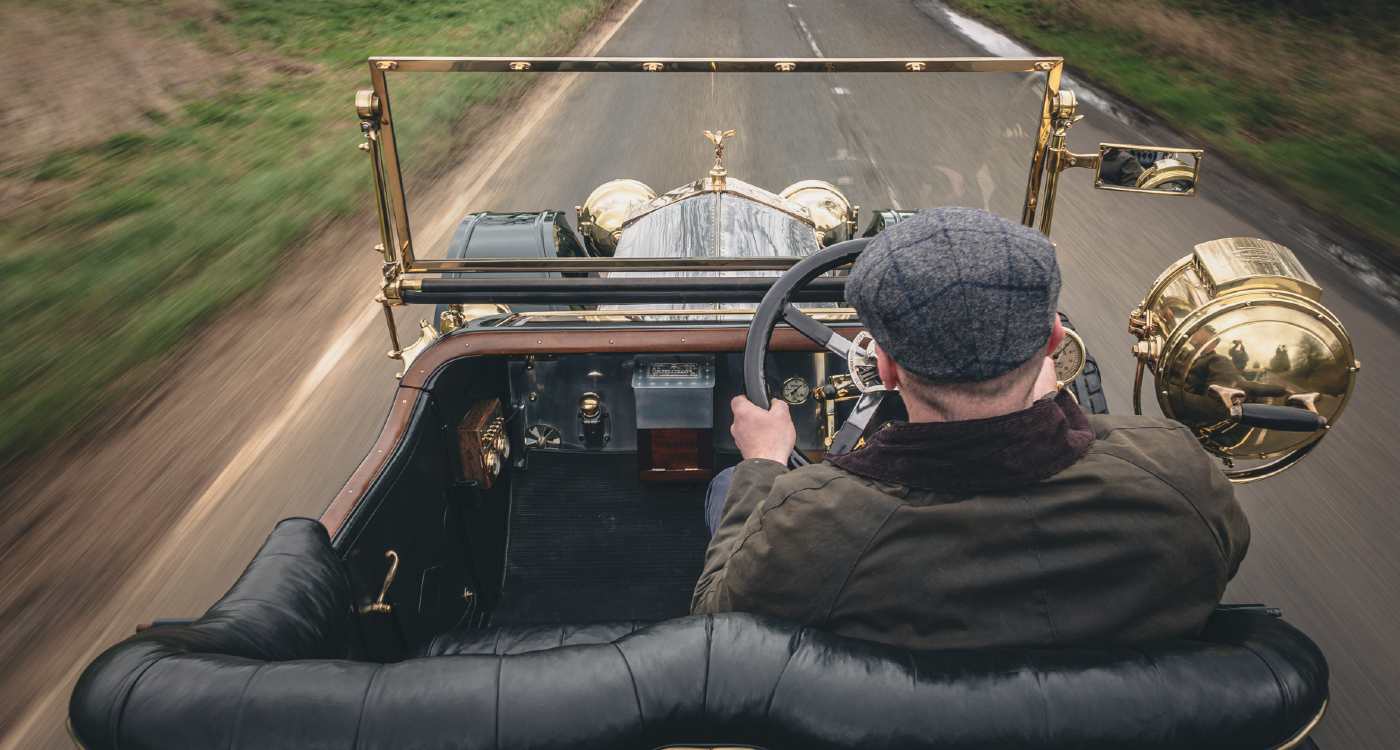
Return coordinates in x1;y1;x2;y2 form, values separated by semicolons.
704;128;736;191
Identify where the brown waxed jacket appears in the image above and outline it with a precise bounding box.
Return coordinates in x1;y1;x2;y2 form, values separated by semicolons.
691;390;1249;650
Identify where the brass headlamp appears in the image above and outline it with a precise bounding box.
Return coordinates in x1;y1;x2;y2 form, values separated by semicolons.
576;179;656;256
779;180;858;246
1130;237;1359;482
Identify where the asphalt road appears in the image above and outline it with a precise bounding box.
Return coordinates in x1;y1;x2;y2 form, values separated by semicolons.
5;1;1399;747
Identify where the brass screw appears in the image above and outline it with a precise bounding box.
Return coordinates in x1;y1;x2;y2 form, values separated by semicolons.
641;61;664;72
375;60;398;71
775;61;797;72
509;61;532;71
905;61;927;72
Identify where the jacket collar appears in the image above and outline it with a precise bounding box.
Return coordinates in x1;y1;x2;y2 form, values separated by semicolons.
827;389;1094;493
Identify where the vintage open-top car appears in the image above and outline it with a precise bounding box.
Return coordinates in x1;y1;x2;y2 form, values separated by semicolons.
70;56;1358;749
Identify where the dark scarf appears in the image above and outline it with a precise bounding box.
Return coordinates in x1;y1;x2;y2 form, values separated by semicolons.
827;389;1094;493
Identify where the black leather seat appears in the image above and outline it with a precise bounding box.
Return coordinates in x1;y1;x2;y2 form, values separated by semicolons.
71;518;1328;749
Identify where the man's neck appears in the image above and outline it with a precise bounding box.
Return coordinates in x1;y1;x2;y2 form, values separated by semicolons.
904;387;1038;423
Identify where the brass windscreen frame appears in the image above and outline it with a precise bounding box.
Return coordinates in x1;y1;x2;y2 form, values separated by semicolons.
362;55;1066;276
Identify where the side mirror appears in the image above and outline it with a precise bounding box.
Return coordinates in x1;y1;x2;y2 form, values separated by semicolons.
1094;143;1203;196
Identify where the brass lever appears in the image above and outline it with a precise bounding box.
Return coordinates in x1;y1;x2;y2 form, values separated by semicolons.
360;550;399;615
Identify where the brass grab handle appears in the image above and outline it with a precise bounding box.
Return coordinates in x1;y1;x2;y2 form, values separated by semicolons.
360;550;399;615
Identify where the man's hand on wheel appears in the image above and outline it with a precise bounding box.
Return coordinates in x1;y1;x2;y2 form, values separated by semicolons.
730;395;796;464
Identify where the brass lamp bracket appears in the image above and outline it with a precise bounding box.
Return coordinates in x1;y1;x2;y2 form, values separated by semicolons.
391;318;439;378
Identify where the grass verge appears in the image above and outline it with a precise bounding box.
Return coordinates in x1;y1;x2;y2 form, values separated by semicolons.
0;0;611;467
943;0;1400;257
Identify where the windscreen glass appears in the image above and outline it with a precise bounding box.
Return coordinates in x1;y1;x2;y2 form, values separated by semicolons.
385;70;1044;263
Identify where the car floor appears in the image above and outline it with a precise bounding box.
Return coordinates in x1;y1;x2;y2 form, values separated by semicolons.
489;450;735;625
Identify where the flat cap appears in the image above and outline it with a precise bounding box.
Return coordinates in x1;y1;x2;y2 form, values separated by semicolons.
845;207;1060;382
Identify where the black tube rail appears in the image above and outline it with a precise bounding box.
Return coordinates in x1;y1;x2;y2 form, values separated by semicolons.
401;277;848;305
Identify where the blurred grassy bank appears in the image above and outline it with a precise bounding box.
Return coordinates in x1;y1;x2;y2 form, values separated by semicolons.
944;0;1400;255
0;0;610;466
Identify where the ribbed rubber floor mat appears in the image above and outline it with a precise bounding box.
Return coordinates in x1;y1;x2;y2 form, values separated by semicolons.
491;451;712;625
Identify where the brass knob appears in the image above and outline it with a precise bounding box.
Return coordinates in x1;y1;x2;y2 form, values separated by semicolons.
579;392;602;419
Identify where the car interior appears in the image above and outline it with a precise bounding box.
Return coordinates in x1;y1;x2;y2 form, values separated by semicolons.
331;320;875;657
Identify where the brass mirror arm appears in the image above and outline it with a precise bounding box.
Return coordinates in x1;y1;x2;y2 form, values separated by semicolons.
1057;149;1101;172
360;550;399;615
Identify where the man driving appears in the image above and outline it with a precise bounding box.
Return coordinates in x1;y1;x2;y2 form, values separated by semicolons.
692;207;1249;650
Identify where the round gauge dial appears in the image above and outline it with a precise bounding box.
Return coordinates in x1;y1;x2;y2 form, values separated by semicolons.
780;376;811;405
1051;329;1087;385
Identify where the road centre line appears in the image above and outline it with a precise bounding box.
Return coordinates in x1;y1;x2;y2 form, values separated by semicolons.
0;1;648;746
793;11;825;57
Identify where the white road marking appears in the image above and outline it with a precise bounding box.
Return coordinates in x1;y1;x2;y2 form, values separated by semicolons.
977;163;996;211
867;154;901;210
831;86;849;95
935;165;965;198
0;1;648;747
794;13;824;56
934;1;1117;116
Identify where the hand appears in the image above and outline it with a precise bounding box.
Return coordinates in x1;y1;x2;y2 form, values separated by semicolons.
730;395;796;464
1033;356;1059;400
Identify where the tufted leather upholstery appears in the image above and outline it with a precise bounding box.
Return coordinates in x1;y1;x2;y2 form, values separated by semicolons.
424;620;650;656
71;518;1328;749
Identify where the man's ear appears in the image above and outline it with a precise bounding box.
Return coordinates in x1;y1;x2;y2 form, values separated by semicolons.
1046;313;1065;355
874;342;902;390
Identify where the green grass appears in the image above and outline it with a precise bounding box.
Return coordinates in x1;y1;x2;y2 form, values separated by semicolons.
945;0;1400;255
0;0;611;466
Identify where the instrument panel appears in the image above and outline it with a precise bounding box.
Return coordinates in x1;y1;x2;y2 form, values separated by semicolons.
507;352;839;454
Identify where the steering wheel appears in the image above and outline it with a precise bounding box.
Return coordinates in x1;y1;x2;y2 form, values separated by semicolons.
744;238;891;468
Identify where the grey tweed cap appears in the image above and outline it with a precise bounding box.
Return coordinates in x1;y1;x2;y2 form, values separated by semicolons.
845;207;1060;382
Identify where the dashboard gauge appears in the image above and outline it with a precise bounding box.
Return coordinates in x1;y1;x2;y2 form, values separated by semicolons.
1051;329;1087;385
780;376;811;405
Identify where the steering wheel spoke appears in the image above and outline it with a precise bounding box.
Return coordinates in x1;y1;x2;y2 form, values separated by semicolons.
782;304;854;360
827;392;886;456
743;239;884;469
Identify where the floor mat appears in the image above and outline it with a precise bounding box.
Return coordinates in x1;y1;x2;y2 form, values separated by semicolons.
491;451;715;625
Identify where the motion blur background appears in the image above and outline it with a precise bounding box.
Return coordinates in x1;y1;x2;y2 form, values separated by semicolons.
2;0;1397;747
